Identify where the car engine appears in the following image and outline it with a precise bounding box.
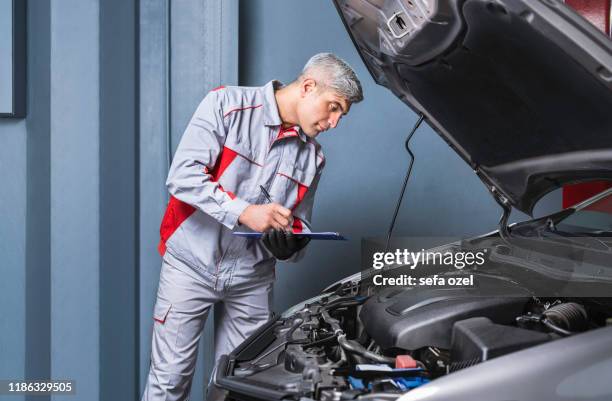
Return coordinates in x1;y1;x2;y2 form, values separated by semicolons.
215;278;612;401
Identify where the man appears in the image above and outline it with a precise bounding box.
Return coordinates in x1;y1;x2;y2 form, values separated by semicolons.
141;53;363;401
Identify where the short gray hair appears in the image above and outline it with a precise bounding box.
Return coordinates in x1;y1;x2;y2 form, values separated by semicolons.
299;53;363;104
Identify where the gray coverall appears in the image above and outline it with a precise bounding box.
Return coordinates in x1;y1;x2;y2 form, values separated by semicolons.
141;80;325;401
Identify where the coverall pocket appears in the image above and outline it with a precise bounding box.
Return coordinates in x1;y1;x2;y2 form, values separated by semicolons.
278;160;315;187
153;301;172;324
275;161;315;209
225;141;259;165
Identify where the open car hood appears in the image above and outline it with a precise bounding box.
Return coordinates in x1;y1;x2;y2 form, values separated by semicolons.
334;0;612;214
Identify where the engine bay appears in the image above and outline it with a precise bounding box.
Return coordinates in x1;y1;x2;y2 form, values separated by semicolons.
215;280;612;401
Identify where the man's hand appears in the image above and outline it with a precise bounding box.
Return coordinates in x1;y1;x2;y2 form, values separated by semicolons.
238;203;293;232
262;229;311;260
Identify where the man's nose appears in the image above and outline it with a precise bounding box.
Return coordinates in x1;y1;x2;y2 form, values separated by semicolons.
328;114;341;129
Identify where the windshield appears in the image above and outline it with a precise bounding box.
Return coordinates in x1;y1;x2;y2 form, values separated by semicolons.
556;191;612;234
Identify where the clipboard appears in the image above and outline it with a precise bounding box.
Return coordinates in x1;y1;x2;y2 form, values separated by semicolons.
233;232;347;241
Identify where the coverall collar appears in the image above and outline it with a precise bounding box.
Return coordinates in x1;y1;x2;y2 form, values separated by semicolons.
263;80;308;143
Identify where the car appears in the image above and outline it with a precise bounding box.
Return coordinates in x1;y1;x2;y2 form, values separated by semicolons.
214;1;612;400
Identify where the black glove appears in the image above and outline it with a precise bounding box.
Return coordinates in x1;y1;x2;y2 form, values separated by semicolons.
262;229;311;260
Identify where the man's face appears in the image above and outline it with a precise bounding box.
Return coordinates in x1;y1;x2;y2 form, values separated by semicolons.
296;78;351;138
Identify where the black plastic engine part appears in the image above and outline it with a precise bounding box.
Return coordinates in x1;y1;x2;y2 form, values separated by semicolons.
284;346;327;373
543;302;588;332
450;317;551;370
418;347;450;378
360;280;530;350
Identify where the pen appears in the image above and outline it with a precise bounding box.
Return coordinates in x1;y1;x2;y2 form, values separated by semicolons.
260;185;295;231
259;185;273;203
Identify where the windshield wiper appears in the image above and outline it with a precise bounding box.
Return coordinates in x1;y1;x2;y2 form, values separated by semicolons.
574;230;612;237
540;225;611;252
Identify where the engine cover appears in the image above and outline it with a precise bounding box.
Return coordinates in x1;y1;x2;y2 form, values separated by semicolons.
360;275;530;350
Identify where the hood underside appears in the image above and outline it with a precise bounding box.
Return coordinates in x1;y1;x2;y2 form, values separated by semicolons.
334;0;612;214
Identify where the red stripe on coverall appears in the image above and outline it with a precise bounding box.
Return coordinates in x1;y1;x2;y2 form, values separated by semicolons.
291;183;309;233
157;147;239;255
208;146;239;199
223;104;263;118
157;196;197;255
276;172;310;233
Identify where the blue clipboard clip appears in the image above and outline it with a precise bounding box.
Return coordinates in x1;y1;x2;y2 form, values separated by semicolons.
233;231;347;241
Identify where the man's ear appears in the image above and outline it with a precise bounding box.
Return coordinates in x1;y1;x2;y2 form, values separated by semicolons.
300;77;317;97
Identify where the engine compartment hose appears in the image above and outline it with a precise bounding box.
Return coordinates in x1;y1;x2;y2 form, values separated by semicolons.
543;302;588;334
320;309;395;364
285;317;304;341
337;334;395;365
321;310;343;334
356;393;403;401
541;319;573;336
